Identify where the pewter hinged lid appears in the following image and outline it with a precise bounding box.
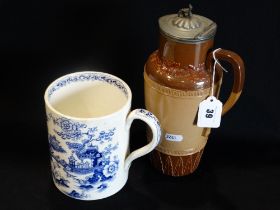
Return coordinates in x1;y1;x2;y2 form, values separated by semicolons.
159;5;217;42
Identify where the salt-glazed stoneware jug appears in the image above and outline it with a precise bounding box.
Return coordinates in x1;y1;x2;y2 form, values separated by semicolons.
144;5;245;176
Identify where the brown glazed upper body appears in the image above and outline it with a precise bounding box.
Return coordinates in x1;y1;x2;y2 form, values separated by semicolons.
146;34;214;91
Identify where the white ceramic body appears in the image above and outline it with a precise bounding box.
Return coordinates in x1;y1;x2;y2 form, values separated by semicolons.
44;71;161;200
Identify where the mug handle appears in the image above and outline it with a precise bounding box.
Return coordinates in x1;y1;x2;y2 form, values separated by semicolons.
206;49;245;115
124;109;161;171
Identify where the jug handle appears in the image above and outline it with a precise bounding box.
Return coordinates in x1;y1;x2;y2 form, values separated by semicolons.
206;49;245;115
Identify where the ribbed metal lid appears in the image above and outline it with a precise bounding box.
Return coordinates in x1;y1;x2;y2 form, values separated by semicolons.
159;5;217;42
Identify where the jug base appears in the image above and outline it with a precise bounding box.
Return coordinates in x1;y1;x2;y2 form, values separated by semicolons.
150;149;204;176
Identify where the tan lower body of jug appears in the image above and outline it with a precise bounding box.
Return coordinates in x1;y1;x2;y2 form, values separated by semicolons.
144;71;221;176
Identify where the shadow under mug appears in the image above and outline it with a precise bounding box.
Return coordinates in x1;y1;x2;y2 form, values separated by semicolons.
44;71;161;200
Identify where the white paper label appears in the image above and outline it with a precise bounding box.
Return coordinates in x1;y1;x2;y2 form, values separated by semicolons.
165;133;183;142
197;96;223;128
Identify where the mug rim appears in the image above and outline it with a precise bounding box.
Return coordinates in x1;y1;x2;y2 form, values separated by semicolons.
44;71;132;121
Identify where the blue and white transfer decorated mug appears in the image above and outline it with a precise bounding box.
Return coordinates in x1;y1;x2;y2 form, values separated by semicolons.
44;71;161;200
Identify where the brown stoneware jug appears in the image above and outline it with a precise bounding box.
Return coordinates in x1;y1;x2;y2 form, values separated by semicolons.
144;5;245;176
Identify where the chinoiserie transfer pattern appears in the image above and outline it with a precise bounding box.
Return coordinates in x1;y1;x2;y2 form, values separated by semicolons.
47;113;119;199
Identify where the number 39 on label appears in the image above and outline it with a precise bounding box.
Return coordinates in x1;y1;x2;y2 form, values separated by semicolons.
197;96;223;128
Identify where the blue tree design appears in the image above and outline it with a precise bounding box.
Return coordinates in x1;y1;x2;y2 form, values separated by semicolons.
48;113;120;197
48;135;66;153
